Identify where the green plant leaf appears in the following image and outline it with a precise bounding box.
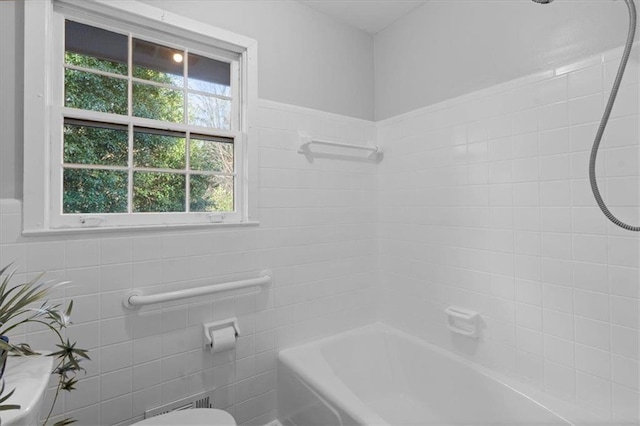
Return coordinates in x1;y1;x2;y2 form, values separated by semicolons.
0;404;21;411
53;418;76;426
0;265;90;426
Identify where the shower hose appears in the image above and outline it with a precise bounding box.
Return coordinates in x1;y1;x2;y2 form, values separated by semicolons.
589;0;639;231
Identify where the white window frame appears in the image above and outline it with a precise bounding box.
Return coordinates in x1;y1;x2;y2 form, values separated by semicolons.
23;0;258;235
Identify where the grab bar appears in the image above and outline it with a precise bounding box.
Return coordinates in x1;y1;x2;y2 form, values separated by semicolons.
123;270;272;309
298;133;382;160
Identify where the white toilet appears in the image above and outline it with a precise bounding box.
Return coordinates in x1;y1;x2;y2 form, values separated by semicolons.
133;408;236;425
0;352;236;426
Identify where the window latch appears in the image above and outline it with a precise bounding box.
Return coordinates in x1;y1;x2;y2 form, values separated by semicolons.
79;216;106;227
207;213;225;223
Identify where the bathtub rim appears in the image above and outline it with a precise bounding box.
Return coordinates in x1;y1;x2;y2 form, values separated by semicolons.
278;330;389;425
278;322;612;426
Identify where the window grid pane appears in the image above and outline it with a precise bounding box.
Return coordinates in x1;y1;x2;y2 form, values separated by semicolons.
63;168;128;214
63;20;237;215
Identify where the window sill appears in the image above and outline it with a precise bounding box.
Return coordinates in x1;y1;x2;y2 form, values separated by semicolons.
22;220;260;237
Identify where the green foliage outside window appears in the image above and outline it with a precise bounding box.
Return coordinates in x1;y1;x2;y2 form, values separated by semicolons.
63;52;234;214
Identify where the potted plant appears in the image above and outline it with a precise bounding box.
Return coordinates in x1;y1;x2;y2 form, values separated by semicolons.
0;264;90;425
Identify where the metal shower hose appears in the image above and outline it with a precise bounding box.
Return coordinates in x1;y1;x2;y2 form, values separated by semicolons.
589;0;639;231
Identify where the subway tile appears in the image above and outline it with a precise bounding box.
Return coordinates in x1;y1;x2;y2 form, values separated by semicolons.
516;327;543;357
573;261;608;293
576;371;612;416
570;150;604;180
608;237;640;268
512;132;538;159
101;342;132;374
66;239;100;268
612;354;639;390
539;128;569;156
515;303;542;331
100;394;132;426
575;343;611;380
610;84;639;118
605;146;639;177
539;101;568;131
611;325;639;360
539;154;570;181
574;289;609;322
539;181;571;207
540;208;572;233
101;238;133;265
514;279;541;305
604;51;639;89
517;350;544;388
26;241;65;273
2;59;638;424
543;309;574;340
65;376;101;412
101;263;133;292
612;385;640;424
537;75;567;105
608;266;639;299
0;213;21;244
513;182;539;206
544;335;574;367
65;266;101;297
541;233;572;260
571;207;608;235
606;177;639;208
569;93;603;126
604;116;639;148
511;110;538;135
101;316;133;346
568;65;602;99
544;360;576;400
132;386;162;420
488;136;513;161
572;235;608;264
575;317;610;351
101;368;133;400
541;258;572;286
610;295;639;329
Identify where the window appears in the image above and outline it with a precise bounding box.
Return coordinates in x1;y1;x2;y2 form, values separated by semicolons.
23;0;258;233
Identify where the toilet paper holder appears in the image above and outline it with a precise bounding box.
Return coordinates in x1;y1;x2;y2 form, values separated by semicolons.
203;318;240;349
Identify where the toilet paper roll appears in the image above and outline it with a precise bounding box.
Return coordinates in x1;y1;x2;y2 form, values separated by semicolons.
210;326;236;354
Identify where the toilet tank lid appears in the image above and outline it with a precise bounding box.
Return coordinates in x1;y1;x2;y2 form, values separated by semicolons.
135;408;236;425
1;353;54;426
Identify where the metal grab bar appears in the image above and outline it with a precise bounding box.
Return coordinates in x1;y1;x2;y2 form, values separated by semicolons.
298;133;382;160
123;270;272;309
301;138;380;153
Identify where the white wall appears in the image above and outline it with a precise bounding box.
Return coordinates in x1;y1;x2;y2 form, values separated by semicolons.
3;0;640;424
378;46;640;423
374;0;637;120
0;101;377;425
0;2;377;424
0;0;23;199
0;0;374;199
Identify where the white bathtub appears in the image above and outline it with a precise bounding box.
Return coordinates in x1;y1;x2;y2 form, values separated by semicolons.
278;323;598;426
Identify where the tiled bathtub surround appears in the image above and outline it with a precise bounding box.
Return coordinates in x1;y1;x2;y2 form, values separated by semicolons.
0;100;377;425
2;32;640;426
378;46;640;422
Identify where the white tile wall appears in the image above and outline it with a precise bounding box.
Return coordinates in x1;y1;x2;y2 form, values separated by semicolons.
3;42;640;426
0;100;377;425
378;46;640;423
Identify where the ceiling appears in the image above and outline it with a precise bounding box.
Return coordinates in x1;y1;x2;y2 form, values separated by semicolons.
298;1;428;34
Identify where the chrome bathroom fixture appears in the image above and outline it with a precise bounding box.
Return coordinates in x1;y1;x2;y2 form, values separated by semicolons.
535;0;640;231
